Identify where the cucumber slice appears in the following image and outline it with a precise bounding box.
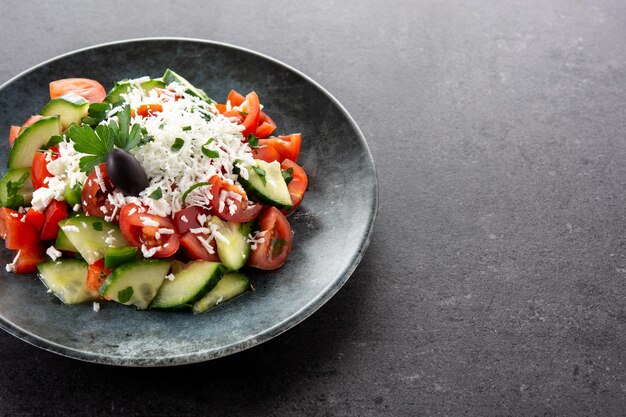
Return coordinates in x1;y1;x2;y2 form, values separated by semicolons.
8;116;61;169
55;229;77;252
104;246;138;269
38;258;99;304
105;79;166;105
40;92;89;130
58;216;130;264
0;168;34;209
235;160;292;210
210;217;251;270
150;261;226;309
192;272;251;314
63;183;82;207
162;69;213;103
99;259;171;310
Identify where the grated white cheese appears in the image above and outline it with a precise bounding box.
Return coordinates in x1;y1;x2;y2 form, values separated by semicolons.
141;244;159;258
46;246;62;261
62;225;80;233
165;273;175;281
140;216;160;227
180;215;189;223
5;250;21;273
93;302;100;312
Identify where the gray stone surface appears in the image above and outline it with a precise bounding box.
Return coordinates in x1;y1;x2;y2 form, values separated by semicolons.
1;0;625;415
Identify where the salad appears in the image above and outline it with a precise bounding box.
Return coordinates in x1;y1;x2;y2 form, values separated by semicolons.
0;69;308;313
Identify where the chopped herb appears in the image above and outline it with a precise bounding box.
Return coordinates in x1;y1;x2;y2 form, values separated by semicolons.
182;126;192;131
92;222;103;231
41;135;64;150
271;237;287;256
158;124;164;129
171;138;185;152
1;171;29;209
281;167;294;185
148;188;163;200
181;182;210;205
81;103;112;127
117;286;134;304
202;147;220;158
247;134;259;148
252;166;267;185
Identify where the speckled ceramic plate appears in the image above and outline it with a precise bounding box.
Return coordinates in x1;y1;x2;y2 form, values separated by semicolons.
0;38;377;366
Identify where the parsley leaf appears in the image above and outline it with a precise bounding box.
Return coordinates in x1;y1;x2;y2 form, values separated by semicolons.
247;134;259;148
41;135;64;150
79;155;107;173
81;103;112;127
253;166;267;185
1;171;29;209
67;125;113;156
181;182;211;205
171;138;185;152
281;167;294;185
182;126;192;131
202;147;220;158
148;188;163;200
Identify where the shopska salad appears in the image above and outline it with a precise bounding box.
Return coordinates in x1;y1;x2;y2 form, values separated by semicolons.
0;69;307;314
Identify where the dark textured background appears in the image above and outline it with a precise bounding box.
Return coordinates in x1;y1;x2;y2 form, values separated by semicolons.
1;0;625;416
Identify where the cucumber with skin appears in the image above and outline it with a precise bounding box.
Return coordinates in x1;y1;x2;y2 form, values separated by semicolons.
210;217;252;271
99;259;171;310
105;79;166;105
54;229;77;252
8;116;61;169
58;216;129;263
40;92;89;130
104;246;138;269
0;168;34;208
162;69;213;103
150;261;226;309
38;258;99;304
235;160;292;210
192;272;251;314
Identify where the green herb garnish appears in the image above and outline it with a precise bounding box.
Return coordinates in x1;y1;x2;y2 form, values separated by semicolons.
253;166;267;185
247;134;259;148
148;188;163;200
41;135;64;150
181;182;210;205
117;286;134;304
171;138;185;152
182;126;192;131
202;147;219;158
1;171;29;209
92;222;103;231
281;167;294;185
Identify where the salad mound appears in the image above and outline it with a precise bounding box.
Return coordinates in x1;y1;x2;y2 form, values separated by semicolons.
0;70;308;314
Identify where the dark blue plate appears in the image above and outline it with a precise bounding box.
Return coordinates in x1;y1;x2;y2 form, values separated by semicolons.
0;38;377;366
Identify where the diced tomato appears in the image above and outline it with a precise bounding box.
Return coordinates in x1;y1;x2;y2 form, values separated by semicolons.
13;246;45;274
0;208;40;250
9;126;20;146
208;175;262;222
241;91;261;138
86;259;111;292
131;104;163;118
119;203;180;258
247;207;293;270
214;103;227;114
173;205;212;235
251;145;280;163
154;88;180;101
49;78;106;103
22;115;44;128
180;232;220;262
281;159;308;214
259;134;302;163
25;208;46;231
31;146;59;190
255;114;277;138
82;163;118;221
226;90;246;106
40;200;69;240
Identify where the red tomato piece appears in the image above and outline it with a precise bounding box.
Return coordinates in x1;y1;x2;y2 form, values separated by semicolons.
281;159;308;214
259;133;302;163
9;126;21;146
173;205;212;235
86;259;112;292
82;163;118;221
251;145;280;163
226;90;246;106
40;200;69;240
25;208;46;231
119;204;180;258
131;104;163;118
209;175;262;222
241;91;261;138
214;103;227;114
31;147;59;190
0;208;40;250
13;246;45;274
247;207;293;270
255;114;277;138
180;232;220;262
49;78;106;103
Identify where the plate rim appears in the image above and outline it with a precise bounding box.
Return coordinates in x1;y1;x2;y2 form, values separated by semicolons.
0;37;379;366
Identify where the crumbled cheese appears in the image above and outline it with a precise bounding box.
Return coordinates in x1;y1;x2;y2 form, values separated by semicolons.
180;215;189;223
9;212;18;218
62;225;80;233
93;165;107;192
46;246;62;261
104;236;116;245
93;302;100;312
140;216;160;227
165;273;175;281
73;204;81;212
5;250;21;273
157;228;175;234
247;230;267;250
141;244;159;258
190;227;211;234
196;235;216;254
20;216;26;223
196;213;207;226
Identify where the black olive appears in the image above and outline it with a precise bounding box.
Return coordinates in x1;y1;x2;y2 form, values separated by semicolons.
106;148;149;196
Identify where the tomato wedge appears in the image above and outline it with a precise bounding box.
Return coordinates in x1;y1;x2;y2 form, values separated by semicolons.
31;146;59;190
251;145;280;163
259;134;301;163
180;232;220;262
0;208;40;250
241;91;261;138
13;246;45;274
226;90;246;106
40;200;69;240
82;163;118;221
209;175;262;222
25;208;46;231
173;205;212;235
86;259;111;292
119;204;180;258
131;104;163;118
49;78;106;103
281;159;308;214
247;207;292;270
255;114;277;138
